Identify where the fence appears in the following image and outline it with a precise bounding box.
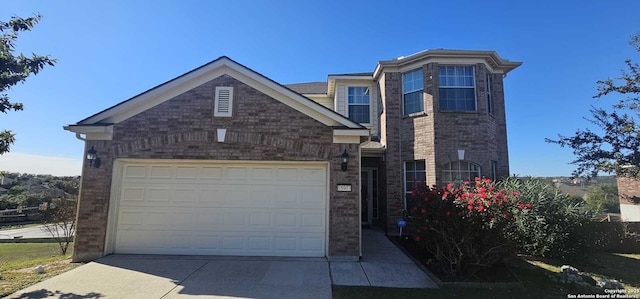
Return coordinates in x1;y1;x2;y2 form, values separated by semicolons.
0;204;52;223
593;222;640;253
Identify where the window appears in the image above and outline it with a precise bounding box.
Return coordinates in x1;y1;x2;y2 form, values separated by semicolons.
405;161;426;194
491;160;498;181
214;86;233;117
402;69;424;114
486;73;493;115
439;66;476;111
441;160;481;183
348;86;370;123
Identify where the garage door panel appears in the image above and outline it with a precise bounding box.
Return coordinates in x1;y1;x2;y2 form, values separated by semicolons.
226;167;247;180
118;208;325;232
150;166;172;178
194;235;219;249
122;187;145;202
301;213;324;228
248;212;272;226
302;168;326;182
221;212;245;226
171;212;195;226
251;167;274;180
116;232;325;256
114;161;327;257
275;168;298;181
175;166;198;179
124;165;147;178
147;211;170;226
195;209;220;225
148;188;171;202
174;189;198;202
119;211;144;225
168;234;192;249
248;237;271;250
200;167;223;179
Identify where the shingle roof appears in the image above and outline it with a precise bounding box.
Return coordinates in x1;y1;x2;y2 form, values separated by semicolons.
285;82;327;94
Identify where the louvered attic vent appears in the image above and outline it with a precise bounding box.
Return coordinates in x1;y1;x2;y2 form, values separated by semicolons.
214;86;233;117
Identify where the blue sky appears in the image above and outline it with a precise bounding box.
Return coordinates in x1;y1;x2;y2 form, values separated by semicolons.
0;0;639;176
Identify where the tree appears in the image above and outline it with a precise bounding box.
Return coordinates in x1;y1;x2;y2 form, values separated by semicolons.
42;197;77;255
547;34;640;178
585;183;619;213
1;14;56;154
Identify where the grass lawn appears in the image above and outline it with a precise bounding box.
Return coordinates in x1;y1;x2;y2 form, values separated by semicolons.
0;242;81;297
333;253;640;299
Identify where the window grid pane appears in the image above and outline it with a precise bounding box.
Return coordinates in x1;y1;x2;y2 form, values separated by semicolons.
404;161;426;194
486;74;493;114
403;69;424;115
348;87;370;123
441;161;481;184
439;66;476;111
403;91;423;114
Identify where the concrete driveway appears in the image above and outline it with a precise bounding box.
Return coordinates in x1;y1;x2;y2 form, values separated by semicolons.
7;255;332;299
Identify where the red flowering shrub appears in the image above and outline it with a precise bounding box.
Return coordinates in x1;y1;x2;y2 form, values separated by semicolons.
406;177;530;279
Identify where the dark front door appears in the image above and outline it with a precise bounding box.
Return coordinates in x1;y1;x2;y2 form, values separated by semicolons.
361;168;378;225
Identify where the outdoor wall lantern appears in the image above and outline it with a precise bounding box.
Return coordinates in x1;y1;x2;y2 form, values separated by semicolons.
341;150;349;171
86;146;101;168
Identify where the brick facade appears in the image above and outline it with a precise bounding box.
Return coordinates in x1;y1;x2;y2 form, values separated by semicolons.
377;63;512;232
73;75;360;261
378;72;405;233
618;176;640;205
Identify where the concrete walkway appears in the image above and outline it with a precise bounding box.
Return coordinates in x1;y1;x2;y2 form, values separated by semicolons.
329;228;438;288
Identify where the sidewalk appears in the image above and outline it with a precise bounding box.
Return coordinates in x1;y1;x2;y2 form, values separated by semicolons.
329;228;438;288
0;225;71;242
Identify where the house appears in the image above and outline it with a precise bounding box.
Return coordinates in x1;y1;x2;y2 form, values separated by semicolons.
64;49;521;262
617;175;640;221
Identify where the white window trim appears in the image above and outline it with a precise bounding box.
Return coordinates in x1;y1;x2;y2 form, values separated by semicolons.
214;86;233;117
441;160;481;183
439;66;477;111
491;160;498;181
404;160;426;208
486;73;494;115
402;69;424;115
347;86;372;125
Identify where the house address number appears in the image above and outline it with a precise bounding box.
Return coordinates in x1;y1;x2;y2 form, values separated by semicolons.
337;184;352;192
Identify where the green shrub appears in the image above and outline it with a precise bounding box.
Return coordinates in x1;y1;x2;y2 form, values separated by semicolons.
499;177;602;260
585;183;619;213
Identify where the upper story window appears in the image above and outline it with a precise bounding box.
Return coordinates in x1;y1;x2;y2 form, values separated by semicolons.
402;69;424;115
439;66;476;111
441;160;481;184
347;86;370;123
490;160;498;181
486;73;494;115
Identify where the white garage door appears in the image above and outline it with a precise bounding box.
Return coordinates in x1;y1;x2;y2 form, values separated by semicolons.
112;161;327;257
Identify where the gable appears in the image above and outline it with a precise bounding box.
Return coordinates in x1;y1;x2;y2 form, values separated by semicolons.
109;75;340;157
64;57;368;142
